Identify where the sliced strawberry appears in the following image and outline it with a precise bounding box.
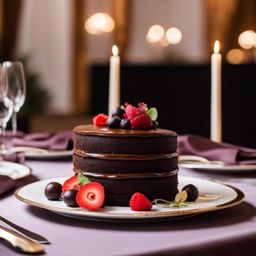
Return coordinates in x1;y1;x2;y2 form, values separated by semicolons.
130;114;152;130
93;113;109;126
62;176;78;193
76;182;105;211
130;192;152;211
125;105;146;120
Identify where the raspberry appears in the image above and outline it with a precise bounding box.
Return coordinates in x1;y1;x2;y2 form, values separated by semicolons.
93;114;108;126
129;192;152;211
76;182;105;211
130;114;152;130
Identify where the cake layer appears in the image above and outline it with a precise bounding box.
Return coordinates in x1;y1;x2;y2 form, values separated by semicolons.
73;153;178;173
73;125;177;154
87;174;179;206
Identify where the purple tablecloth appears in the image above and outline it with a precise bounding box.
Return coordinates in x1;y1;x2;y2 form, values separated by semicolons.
1;160;256;256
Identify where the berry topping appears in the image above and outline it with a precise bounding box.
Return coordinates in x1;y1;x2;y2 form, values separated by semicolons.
182;184;199;202
93;113;108;126
44;182;62;200
107;116;121;128
129;192;152;211
111;107;125;119
76;182;105;211
63;189;79;207
125;105;145;120
120;119;131;129
62;176;78;193
130;114;152;130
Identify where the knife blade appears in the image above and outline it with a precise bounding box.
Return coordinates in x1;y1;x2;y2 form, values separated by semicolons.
0;216;49;244
0;225;44;253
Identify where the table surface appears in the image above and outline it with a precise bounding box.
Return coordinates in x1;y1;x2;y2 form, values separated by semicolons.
1;160;256;256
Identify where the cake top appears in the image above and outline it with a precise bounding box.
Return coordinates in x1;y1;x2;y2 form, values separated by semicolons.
74;124;177;137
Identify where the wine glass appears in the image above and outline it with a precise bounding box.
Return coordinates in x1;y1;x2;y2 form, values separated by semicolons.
0;66;13;153
2;61;26;135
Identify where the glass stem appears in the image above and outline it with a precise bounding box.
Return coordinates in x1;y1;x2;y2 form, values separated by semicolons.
0;123;6;154
12;110;17;136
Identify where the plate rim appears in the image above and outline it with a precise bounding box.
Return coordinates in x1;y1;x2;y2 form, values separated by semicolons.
15;176;244;219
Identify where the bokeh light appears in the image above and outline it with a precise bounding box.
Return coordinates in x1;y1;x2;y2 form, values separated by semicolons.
146;25;165;43
238;30;256;49
165;27;182;44
85;13;115;35
226;49;244;64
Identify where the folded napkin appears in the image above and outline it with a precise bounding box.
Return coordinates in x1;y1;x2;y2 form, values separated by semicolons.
178;135;256;165
0;174;38;197
5;131;73;151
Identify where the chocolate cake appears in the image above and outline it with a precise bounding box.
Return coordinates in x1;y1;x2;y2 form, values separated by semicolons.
73;124;178;206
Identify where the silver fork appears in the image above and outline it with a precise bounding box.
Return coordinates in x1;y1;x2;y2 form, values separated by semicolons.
0;215;49;244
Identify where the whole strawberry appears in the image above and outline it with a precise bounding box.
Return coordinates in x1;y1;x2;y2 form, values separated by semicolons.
125;105;152;130
129;192;152;211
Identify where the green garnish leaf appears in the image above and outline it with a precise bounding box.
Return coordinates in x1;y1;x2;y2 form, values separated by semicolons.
147;107;158;121
77;173;91;186
152;199;189;208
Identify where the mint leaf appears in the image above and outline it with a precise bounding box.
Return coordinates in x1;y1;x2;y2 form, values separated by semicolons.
77;173;91;186
147;107;158;121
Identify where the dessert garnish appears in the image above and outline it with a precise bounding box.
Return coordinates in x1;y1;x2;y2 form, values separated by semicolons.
93;113;109;126
76;182;105;211
62;174;91;193
63;189;79;207
182;184;199;202
129;192;152;211
152;184;200;208
111;107;125;119
93;102;159;130
44;182;62;200
107;116;121;128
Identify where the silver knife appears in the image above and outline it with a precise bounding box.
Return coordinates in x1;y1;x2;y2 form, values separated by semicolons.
0;225;44;253
0;216;49;244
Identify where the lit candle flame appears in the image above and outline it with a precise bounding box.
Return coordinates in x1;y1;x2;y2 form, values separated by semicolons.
112;45;118;56
214;40;220;53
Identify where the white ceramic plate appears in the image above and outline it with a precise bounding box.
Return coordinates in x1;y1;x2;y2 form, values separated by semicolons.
0;161;31;180
179;163;256;172
25;150;72;160
15;176;244;222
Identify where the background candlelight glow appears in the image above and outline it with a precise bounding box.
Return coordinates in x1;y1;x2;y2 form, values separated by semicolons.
146;25;164;43
85;13;115;35
165;27;182;44
238;30;256;49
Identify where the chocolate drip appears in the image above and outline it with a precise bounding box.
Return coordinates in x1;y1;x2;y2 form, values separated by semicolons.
74;124;177;137
74;168;178;179
73;148;177;160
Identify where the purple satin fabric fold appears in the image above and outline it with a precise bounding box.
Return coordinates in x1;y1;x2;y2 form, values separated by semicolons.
1;131;73;165
8;131;73;150
178;135;256;165
0;174;38;197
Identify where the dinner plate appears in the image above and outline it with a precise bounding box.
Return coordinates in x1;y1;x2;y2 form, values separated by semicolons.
179;163;256;172
15;176;244;222
25;150;72;160
0;161;31;180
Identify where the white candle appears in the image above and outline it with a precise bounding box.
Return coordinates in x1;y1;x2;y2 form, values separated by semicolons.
211;40;222;143
108;45;120;116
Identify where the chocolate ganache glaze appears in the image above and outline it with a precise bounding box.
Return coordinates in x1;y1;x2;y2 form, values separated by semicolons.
73;124;178;206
